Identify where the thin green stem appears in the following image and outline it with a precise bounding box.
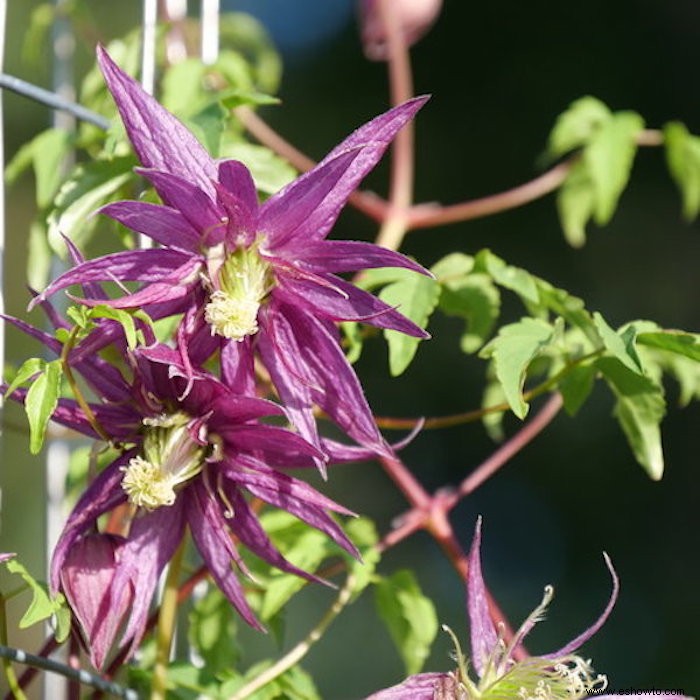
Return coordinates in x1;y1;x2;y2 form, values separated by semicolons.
150;538;186;700
0;594;27;700
229;573;357;700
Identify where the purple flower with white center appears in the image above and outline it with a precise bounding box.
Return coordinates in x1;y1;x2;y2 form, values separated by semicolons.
4;311;358;669
33;46;431;466
366;518;694;700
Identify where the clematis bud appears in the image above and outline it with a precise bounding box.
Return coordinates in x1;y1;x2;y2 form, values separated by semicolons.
359;0;443;60
60;534;134;669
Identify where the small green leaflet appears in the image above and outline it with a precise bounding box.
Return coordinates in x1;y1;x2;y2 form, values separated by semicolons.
374;569;438;676
597;357;666;480
5;357;45;399
557;161;595;247
24;359;62;455
4;559;70;642
219;661;321;700
663;121;700;220
473;249;539;304
559;363;597;416
547;96;612;159
637;329;700;363
480;318;557;419
593;312;644;374
379;269;439;376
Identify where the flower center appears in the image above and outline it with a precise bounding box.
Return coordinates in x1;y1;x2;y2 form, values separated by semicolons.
121;412;207;510
204;245;272;341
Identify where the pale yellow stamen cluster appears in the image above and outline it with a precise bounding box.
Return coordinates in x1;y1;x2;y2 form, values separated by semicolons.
204;244;272;341
120;412;207;510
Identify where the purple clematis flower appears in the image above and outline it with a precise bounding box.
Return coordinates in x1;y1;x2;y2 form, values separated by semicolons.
4;309;358;669
33;46;431;467
367;518;694;700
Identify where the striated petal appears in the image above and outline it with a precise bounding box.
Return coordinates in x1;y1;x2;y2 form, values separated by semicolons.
136;168;224;239
97;46;217;198
542;552;619;660
60;533;133;669
61;234;109;300
365;672;458;699
99;201;201;252
259;149;361;250
220;337;256;395
113;503;186;656
266;97;428;246
187;481;262;629
467;516;499;677
50;452;135;591
218;160;259;214
292;240;430;276
30;248;196;309
222;485;328;586
276;272;429;338
262;301;390;456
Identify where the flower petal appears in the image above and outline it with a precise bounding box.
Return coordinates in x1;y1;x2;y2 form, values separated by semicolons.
97;45;217;198
187;481;262;630
542;552;620;659
99;201;201;252
365;672;458;699
467;516;499;677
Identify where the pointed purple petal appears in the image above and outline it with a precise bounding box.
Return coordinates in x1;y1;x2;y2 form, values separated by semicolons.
467;517;499;677
264;97;428;245
136;168;224;239
187;481;263;630
276;272;429;338
50;452;134;590
292;239;431;276
218;160;259;213
365;673;457;700
97;45;217;198
259;149;361;249
221;337;256;395
542;552;620;659
100;201;201;251
61;235;109;300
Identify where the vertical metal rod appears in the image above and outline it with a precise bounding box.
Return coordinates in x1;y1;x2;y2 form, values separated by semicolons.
141;0;158;96
164;0;188;64
200;0;220;65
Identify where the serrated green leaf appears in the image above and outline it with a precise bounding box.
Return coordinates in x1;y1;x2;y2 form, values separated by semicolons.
559;363;597;416
585;111;644;225
438;273;500;354
188;586;240;676
547;96;611;158
593;312;644;374
637;329;700;362
5;560;68;634
557;160;595;247
47;158;134;255
161;59;208;115
374;570;438;676
379;270;439;376
25;359;61;454
597;357;666;479
5;357;45;399
90;306;138;349
430;252;474;282
474;249;539;303
663;121;700;220
533;279;598;343
480;318;556;419
219;141;297;195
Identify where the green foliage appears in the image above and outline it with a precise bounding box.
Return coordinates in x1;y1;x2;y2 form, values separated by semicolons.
548;97;644;245
3;559;70;642
663;121;700;220
374;569;439;676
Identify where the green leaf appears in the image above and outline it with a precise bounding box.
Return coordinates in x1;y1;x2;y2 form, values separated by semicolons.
188;586;240;676
90;306;139;349
27;220;52;289
637;329;700;362
5;560;69;638
374;570;438;676
585;111;644;225
430;252;474;282
597;357;666;479
219;141;297;195
161;59;208;115
25;359;62;454
342;518;380;601
547;96;611;158
340;321;364;364
479;318;556;418
559;363;597;416
474;249;539;303
47;158;134;255
379;270;439;376
556;160;595;247
663;121;700;220
185;103;227;158
5;357;45;399
220;89;281;110
593;312;643;374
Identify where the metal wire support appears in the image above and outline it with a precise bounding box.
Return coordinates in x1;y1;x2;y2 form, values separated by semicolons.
201;0;220;65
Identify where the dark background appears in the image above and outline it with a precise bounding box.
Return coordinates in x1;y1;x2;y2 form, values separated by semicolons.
1;1;698;698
